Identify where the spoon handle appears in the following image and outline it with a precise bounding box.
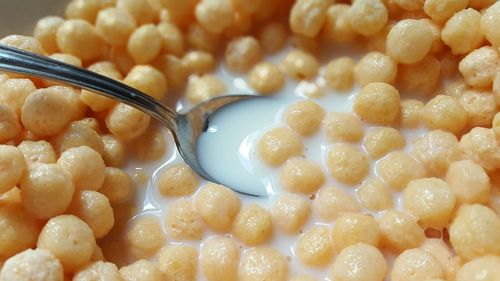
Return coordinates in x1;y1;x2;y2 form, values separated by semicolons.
0;44;177;131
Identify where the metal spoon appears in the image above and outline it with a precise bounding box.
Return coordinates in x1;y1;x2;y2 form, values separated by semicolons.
0;44;260;196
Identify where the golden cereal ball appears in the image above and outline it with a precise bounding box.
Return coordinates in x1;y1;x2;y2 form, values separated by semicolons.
441;78;468;99
481;1;500;47
377;210;425;252
280;158;324;194
88;60;123;80
354;52;398;86
186;23;221;53
423;0;468;24
105;103;151;141
332;213;381;251
248;62;285;95
116;0;157;25
239;247;287;281
450;204;500;261
195;0;235;33
157;22;184;56
459;89;497;128
133;126;167;162
456;256;500;281
44;86;86;122
34;16;64;54
186;74;226;104
124;65;168;100
0;249;63;281
79;89;116;113
289;0;331;38
0;104;20;143
258;127;303;166
201;236;239;281
459;127;500;172
356;177;393;211
322;4;358;44
420;238;462;280
95;7;137;47
52;121;104;156
194;183;241;232
331;243;387;281
166;198;203;240
67;190;114;239
0;78;36;117
258;21;288;54
57;146;105;191
459;46;499;88
21;88;73;137
296;226;333;266
56;20;104;62
225;36;261;73
363;127;405;159
157;245;197;281
386;19;433;64
127;24;162;64
233;204;273;245
282;49;320;80
420;18;444;54
49;53;82;69
354;82;400;125
323;57;355;91
398;54;441;94
0;35;44;55
422;95;467;134
398;99;422;128
65;0;100;23
404;178;456;228
37;215;96;272
348;0;388;36
20;163;74;219
182;51;215;75
153;54;189;90
271;194;311;234
119;260;164;281
412;130;461;176
284;101;324;136
18;140;57;164
73;261;121;281
158;163;198;197
446;160;491;205
101;134;126;167
99;167;131;205
126;216;165;258
0;204;40;257
314;186;360;221
377;151;426;190
442;8;484;55
326;144;369;185
391;248;445;281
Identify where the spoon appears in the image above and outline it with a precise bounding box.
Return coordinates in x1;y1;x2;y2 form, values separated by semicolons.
0;44;261;197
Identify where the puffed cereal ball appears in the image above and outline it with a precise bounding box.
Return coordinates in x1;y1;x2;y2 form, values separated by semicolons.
20;163;74;219
0;249;63;281
280;158;324;194
322;4;358;44
153;54;189;90
423;0;468;24
442;8;484;55
412;130;461;175
116;0;157;25
0;104;20;142
282;49;320;80
363;127;405;159
157;245;198;281
450;204;500;261
0;204;40;257
126;216;165;258
99;167;131;205
194;183;241;232
356;177;393;211
37;215;96;271
459;89;497;128
65;0;100;22
195;0;235;33
201;236;239;281
34;16;64;54
331;243;387;281
186;23;221;53
459;127;500;172
159;164;198;197
119;260;164;281
377;151;426;190
456;256;500;281
386;19;433;64
258;127;303;166
95;8;136;47
0;78;36;117
258;21;288;54
446;160;491;205
127;24;162;64
105;103;151;141
239;247;288;281
73;261;122;281
166;198;203;240
225;36;261;73
182;51;215;75
354;82;400;125
391;248;445;281
0;35;45;55
421;95;467;134
459;46;499;88
57;146;105;191
248;62;285;94
398;54;441;93
49;53;82;68
354;52;398;85
326;144;369;184
233;204;273;245
101;134;126;167
481;1;500;47
271;194;311;234
289;0;331;38
377;210;424;252
348;0;388;36
123;65;167;100
186;74;226;104
284;101;324;136
56;19;104;61
18;140;56;164
67;190;114;239
323;57;355;91
314;186;360;221
157;22;184;57
52;121;104;155
333;213;381;251
420;238;462;280
296;226;333;266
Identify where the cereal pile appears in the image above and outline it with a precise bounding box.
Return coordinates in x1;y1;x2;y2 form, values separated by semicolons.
0;0;500;280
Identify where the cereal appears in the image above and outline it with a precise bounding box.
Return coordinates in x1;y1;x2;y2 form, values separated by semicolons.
201;236;239;281
18;140;57;164
132;126;167;161
331;244;387;281
377;210;425;252
126;216;165;258
123;66;167;101
481;1;500;47
354;82;400;125
105;103;151;141
194;183;241;232
422;95;467;134
239;247;287;281
186;74;226;104
232;0;262;15
356;177;393;211
459;89;497;128
456;256;500;281
377;151;426;190
459;46;499;88
348;0;388;37
281;158;324;194
0;35;44;55
296;226;333;266
391;248;445;281
290;0;331;38
153;54;189;90
157;245;198;281
323;57;355;91
398;99;424;128
56;19;104;61
398;54;441;94
33;16;64;54
95;8;136;47
459;127;500;172
442;8;484;55
51;121;104;156
116;0;157;25
314;186;360;221
271;194;311;234
0;249;63;281
0;104;20;143
282;49;320;80
412;130;461;176
101;134;126;167
354;52;397;86
73;261;122;281
65;0;100;23
233;204;272;245
423;0;468;24
157;22;184;57
420;239;462;280
186;23;221;53
159;163;198;197
446;160;491;205
258;21;288;54
182;51;215;75
363;127;405;159
0;78;36;117
258;127;303;166
99;167;132;205
248;62;285;95
159;0;198;26
0;204;40;258
386;19;433;64
57;146;105;191
332;213;381;251
322;4;358;43
127;24;162;64
326;144;369;184
195;0;235;34
225;36;261;73
119;260;164;281
284;101;324;136
67;190;114;238
166;198;204;240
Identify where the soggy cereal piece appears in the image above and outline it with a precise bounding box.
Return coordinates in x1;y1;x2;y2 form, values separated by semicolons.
421;95;467;134
442;9;483;55
446;160;491;205
159;164;198;197
239;247;287;281
0;78;36;117
126;216;165;258
377;210;424;252
73;261;121;281
459;46;499;88
101;134;126;167
127;24;162;64
52;121;104;156
153;54;189;90
481;2;500;47
323;57;355;91
201;236;239;281
356;177;393;211
157;245;197;281
0;104;20;143
282;49;320;80
354;82;400;125
354;52;397;86
386;19;433;64
296;226;333;266
157;22;184;57
119;260;164;281
248;62;284;95
18;140;57;164
233;204;272;245
225;36;261;73
281;158;324;194
99;167;131;205
258;22;288;54
412;130;461;176
258;127;303;166
116;0;156;25
322;4;358;43
34;16;64;54
0;249;63;281
186;74;226;104
289;0;331;38
332;213;381;251
65;0;100;23
456;256;500;281
314;186;360;221
56;20;104;61
186;23;221;53
331;243;387;281
423;0;468;24
0;35;44;55
324;112;364;143
195;0;235;33
459;127;500;172
133;126;167;161
95;8;136;47
363;127;405;159
326;144;369;184
195;183;240;232
284;101;324;136
450;204;500;261
38;215;96;271
271;194;311;234
391;248;445;281
106;103;151;141
420;239;462;280
398;54;441;93
57;146;105;191
166;198;203;240
348;0;388;36
182;51;215;75
0;204;40;257
68;190;114;239
377;151;426;190
459;89;496;128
